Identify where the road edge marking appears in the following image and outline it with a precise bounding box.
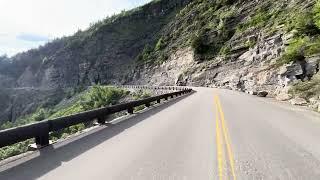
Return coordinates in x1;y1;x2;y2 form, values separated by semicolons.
215;95;237;180
215;103;224;180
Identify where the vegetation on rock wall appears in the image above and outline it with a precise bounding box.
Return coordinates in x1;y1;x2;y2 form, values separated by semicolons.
290;73;320;99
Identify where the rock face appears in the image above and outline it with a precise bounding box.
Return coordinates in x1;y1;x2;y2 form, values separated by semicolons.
135;30;319;100
131;0;320;108
0;88;66;123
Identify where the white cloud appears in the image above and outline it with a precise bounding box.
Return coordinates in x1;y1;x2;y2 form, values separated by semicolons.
0;0;152;56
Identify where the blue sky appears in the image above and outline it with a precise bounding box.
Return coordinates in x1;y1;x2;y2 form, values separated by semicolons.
0;0;152;56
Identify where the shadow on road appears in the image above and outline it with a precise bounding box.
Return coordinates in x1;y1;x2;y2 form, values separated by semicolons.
0;91;195;180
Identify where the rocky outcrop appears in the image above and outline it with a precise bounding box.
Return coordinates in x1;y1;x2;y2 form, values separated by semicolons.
257;91;269;97
290;98;308;106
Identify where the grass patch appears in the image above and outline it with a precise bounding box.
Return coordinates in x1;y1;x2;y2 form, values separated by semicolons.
277;36;320;66
290;74;320;99
237;7;272;32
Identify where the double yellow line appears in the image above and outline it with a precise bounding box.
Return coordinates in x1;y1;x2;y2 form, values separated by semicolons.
214;95;236;180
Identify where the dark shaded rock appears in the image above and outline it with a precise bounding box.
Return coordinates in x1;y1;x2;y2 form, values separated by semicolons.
257;91;268;97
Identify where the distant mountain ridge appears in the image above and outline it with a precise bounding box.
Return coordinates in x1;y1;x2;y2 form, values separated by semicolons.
0;0;191;89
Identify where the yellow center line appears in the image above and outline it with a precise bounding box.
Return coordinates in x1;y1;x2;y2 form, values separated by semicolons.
216;106;224;180
214;94;237;180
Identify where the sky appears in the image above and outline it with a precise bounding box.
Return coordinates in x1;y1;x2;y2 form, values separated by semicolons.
0;0;152;56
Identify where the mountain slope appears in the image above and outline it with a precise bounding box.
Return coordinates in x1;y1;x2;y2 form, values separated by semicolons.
131;0;320;108
0;0;191;89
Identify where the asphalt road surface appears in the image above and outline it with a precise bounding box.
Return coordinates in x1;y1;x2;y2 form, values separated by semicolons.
1;87;320;180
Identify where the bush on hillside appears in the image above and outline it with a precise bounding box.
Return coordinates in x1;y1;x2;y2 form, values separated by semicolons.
314;0;320;30
155;38;165;51
80;86;127;110
136;44;154;64
290;74;320;99
278;36;320;66
237;7;271;32
277;37;308;65
191;34;210;54
287;12;320;36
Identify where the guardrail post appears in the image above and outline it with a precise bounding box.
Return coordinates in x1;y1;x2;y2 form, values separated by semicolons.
128;107;134;114
35;134;49;147
97;116;106;124
35;121;50;147
157;99;161;104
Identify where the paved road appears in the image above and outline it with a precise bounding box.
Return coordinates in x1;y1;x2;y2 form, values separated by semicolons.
1;87;320;180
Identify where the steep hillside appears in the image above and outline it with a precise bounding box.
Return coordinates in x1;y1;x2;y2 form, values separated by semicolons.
132;0;320;110
0;0;191;89
0;0;191;122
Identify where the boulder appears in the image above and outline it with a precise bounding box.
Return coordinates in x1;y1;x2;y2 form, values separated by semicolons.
257;91;268;97
308;97;320;110
309;97;319;105
309;103;319;110
290;98;308;106
276;93;293;101
279;62;303;77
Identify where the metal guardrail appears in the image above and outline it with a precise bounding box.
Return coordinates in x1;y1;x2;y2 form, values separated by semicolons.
0;86;192;148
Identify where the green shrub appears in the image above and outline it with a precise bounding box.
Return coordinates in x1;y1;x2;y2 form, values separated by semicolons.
136;44;154;63
287;12;320;36
155;38;165;51
191;34;209;54
79;86;127;110
245;39;257;48
219;45;231;56
277;37;308;65
314;0;320;29
278;36;320;66
290;74;320;99
237;8;271;32
133;90;151;100
305;37;320;55
0;140;33;160
32;108;47;122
